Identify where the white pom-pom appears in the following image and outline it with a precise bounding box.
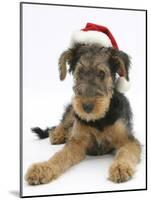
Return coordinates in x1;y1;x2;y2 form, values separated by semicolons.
115;77;130;93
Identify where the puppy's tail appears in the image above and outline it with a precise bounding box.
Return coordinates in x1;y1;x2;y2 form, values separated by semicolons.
31;126;56;139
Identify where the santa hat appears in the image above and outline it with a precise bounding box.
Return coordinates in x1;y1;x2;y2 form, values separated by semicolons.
70;22;130;93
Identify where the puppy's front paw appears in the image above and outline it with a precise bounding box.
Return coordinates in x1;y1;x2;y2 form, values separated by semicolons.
109;160;134;183
25;162;55;185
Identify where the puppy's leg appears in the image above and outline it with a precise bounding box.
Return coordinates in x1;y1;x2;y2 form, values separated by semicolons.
108;121;141;183
25;137;89;185
109;138;141;183
25;122;90;185
49;123;71;144
50;104;74;144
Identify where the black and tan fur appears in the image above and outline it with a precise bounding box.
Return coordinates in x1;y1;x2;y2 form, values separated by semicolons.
25;43;141;185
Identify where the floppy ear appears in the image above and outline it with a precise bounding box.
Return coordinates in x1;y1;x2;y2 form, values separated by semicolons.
110;50;130;80
109;48;131;92
59;49;73;80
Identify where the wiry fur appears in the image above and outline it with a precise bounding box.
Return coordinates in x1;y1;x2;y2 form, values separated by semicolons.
74;91;132;132
26;43;141;185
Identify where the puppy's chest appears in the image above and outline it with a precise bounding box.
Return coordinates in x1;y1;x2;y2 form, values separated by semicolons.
86;126;115;156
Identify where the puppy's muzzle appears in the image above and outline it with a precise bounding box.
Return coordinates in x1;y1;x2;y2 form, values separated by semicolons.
82;103;94;113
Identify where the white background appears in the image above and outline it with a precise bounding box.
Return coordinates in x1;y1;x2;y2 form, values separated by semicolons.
0;0;150;200
22;2;146;197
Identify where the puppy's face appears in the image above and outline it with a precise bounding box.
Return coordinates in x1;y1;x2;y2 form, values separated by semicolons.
59;44;130;121
72;48;113;121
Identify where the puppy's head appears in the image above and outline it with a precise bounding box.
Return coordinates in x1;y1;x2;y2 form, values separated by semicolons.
59;44;130;121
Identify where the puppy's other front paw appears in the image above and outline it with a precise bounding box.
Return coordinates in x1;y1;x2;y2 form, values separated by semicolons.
109;160;134;183
25;162;55;185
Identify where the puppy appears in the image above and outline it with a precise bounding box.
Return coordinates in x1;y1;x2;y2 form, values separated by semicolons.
25;23;141;185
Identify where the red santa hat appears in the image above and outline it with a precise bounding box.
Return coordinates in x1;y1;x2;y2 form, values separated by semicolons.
70;23;130;93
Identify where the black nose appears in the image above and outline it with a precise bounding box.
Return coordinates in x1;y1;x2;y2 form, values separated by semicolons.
82;103;94;113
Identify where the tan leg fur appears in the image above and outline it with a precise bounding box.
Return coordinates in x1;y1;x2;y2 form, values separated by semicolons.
25;120;91;185
49;123;70;144
107;120;141;183
25;119;141;185
49;105;74;144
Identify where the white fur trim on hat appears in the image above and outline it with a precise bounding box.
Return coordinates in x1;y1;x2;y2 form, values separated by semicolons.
115;77;130;93
70;30;112;48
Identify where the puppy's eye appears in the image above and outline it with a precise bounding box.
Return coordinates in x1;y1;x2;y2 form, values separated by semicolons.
99;70;105;79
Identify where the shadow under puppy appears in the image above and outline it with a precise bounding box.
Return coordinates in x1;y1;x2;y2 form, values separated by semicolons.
25;23;141;185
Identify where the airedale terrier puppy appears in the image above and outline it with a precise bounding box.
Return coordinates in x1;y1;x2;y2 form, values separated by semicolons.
25;23;141;185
